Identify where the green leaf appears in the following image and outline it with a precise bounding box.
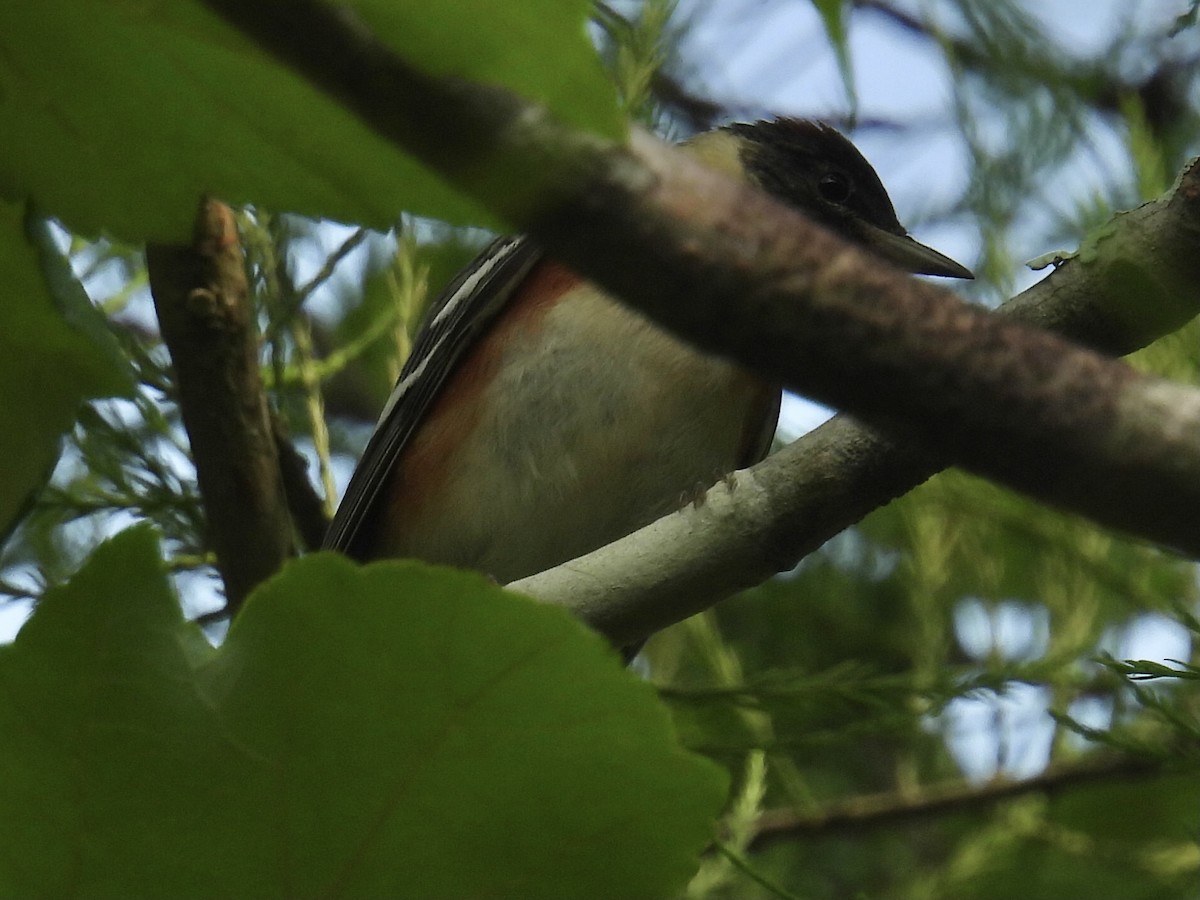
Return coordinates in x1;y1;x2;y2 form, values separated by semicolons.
0;0;623;242
350;0;621;136
0;200;134;540
25;214;135;388
0;526;725;899
810;0;857;113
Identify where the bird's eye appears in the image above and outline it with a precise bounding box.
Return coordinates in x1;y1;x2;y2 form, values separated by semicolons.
817;172;852;204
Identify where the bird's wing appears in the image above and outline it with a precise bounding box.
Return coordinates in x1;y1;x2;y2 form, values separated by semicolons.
742;387;782;468
323;235;544;556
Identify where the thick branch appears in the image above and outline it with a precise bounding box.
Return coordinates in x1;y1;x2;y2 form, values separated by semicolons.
514;171;1200;644
147;199;293;612
201;2;1200;556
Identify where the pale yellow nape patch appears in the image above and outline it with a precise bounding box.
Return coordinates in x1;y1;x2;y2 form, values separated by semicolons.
680;131;750;180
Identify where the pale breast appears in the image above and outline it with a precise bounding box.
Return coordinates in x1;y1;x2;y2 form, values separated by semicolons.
388;282;777;583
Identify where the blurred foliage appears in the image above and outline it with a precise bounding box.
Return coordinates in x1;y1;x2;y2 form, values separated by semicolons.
2;0;1200;898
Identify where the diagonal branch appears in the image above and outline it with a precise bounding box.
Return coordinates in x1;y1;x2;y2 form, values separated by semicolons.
745;753;1172;848
514;168;1200;643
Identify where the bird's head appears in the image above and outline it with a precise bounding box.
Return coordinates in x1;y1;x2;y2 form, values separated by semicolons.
688;118;974;280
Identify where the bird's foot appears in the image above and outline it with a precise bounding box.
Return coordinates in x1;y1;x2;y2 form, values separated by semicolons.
678;481;709;510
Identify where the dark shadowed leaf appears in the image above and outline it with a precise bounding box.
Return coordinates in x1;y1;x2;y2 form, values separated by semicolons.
0;201;133;539
0;0;622;241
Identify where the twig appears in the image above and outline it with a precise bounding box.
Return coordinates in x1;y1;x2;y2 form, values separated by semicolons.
271;411;330;551
514;160;1200;643
747;754;1170;848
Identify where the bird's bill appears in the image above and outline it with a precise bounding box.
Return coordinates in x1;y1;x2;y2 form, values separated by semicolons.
856;223;975;279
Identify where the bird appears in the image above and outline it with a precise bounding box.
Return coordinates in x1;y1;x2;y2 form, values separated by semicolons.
324;118;973;585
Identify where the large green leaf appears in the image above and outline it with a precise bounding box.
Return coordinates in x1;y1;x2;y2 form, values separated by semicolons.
350;0;621;136
0;0;622;241
0;201;133;539
0;526;725;898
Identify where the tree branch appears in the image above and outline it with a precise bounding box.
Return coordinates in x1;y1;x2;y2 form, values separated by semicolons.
513;170;1200;644
270;410;329;552
745;753;1171;848
200;2;1200;571
147;199;293;612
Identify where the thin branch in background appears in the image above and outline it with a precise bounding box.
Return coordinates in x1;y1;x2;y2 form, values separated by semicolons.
294;226;370;303
711;839;804;900
745;754;1169;849
271;410;330;551
264;225;370;344
0;579;39;603
688;751;768;896
192;606;231;628
310;299;404;383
